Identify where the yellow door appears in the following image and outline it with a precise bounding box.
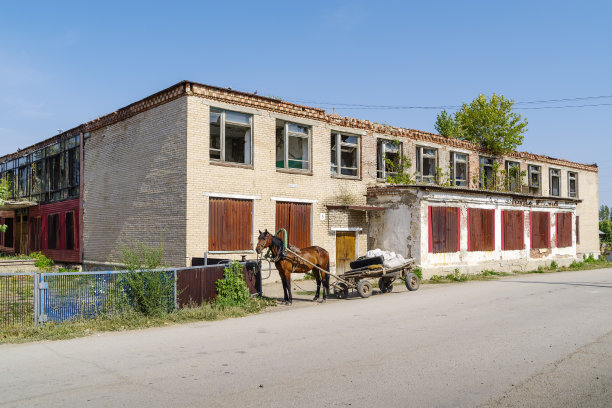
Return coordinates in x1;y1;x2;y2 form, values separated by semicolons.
335;232;356;274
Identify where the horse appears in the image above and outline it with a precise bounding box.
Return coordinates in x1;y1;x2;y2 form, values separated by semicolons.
255;229;330;305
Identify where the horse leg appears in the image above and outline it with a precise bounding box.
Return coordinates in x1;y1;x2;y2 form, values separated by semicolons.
313;269;321;301
286;271;293;305
322;264;330;301
280;273;289;305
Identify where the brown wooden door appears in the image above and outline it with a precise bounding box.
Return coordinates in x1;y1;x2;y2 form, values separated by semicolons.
15;211;28;255
275;202;311;248
335;232;356;274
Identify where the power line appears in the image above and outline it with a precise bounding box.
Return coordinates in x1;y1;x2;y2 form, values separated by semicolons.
284;93;612;111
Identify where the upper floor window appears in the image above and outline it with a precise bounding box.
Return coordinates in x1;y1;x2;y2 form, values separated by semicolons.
416;146;437;183
528;165;541;195
276;121;311;171
479;157;495;189
568;171;578;198
505;161;520;192
377;139;401;179
331;133;360;177
450;152;468;187
549;168;560;196
210;108;252;165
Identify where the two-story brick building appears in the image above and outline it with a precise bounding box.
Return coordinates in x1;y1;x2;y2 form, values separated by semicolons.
0;81;599;277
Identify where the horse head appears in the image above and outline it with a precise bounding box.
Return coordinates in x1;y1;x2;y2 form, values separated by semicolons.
255;229;272;254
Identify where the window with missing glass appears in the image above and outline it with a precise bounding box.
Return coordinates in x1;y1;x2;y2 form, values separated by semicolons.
276;121;311;171
450;152;468;187
377;139;401;179
568;171;578;198
416;146;437;183
331;133;360;177
549;168;560;196
210;108;252;165
528;165;541;195
505;161;520;192
479;157;495;189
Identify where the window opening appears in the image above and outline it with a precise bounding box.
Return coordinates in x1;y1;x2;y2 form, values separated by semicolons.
479;157;495;189
377;139;401;179
331;133;359;177
549;168;560;196
276;121;311;171
568;172;578;198
209;108;252;165
416;146;437;183
451;152;468;187
528;165;541;195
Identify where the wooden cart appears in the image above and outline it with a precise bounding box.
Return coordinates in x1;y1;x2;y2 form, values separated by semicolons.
332;261;420;299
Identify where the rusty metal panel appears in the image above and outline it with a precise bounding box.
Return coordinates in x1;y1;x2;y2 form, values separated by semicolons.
431;206;459;253
469;208;495;251
503;210;524;250
209;198;253;251
275;202;311;248
556;212;572;248
176;263;260;308
531;211;550;249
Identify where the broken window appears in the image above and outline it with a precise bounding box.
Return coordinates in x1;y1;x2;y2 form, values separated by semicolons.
29;217;41;252
2;217;14;248
468;208;495;251
505;161;520;192
576;216;580;244
528;165;541;195
65;211;75;251
568;172;578;198
377;139;401;179
502;210;524;250
549;168;560;196
450;152;468;187
556;212;572;248
47;213;60;250
276;121;310;171
428;206;460;253
209;108;252;165
331;133;360;177
530;212;550;249
208;198;253;251
416;146;437;183
479;157;495;189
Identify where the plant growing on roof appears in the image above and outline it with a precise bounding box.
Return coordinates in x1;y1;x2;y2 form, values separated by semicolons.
435;94;528;155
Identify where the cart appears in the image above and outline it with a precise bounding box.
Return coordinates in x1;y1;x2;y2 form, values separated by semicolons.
332;260;419;299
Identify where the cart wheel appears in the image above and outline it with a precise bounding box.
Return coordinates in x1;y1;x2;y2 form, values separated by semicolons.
333;283;349;299
405;273;420;291
378;277;394;293
357;280;373;298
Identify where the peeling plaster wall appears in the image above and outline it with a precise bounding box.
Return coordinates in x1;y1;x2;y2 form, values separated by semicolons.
368;188;579;278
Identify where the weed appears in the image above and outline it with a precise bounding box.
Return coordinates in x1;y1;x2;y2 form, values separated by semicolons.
412;267;423;280
30;252;54;271
215;261;250;309
549;261;558;270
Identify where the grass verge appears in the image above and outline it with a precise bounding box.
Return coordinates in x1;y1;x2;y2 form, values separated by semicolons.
0;297;276;344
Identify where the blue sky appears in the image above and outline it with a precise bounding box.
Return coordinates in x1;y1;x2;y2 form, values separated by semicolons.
1;1;611;205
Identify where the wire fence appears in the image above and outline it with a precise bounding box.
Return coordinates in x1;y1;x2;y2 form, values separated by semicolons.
1;262;261;327
0;273;36;328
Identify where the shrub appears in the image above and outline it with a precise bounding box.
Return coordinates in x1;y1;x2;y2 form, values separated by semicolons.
118;243;174;317
550;261;558;270
412;267;423;280
215;261;250;309
31;252;54;271
429;274;443;283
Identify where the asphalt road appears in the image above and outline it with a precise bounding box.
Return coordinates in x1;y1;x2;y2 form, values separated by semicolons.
1;269;611;408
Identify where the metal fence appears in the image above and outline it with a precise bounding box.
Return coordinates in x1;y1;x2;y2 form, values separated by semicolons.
0;273;36;327
1;261;261;327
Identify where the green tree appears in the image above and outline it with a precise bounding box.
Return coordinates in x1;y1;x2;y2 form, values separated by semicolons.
435;94;528;155
434;110;462;138
0;178;9;233
599;205;610;222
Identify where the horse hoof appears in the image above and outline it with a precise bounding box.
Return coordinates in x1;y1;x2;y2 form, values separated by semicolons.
312;297;319;302
321;298;327;303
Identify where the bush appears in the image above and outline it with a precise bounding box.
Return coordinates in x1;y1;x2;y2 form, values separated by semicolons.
31;252;54;271
412;267;423;280
118;243;174;317
215;261;250;309
550;261;558;270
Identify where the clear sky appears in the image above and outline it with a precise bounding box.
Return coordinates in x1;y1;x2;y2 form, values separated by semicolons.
1;1;611;205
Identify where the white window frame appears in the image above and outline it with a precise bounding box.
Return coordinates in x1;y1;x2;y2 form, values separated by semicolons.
416;146;437;183
568;171;578;198
331;132;360;178
209;108;253;165
277;121;311;172
528;165;541;189
450;152;468;187
549;168;561;197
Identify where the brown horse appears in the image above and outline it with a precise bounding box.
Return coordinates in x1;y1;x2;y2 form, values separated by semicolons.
255;229;330;305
